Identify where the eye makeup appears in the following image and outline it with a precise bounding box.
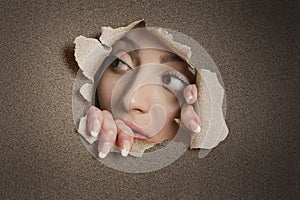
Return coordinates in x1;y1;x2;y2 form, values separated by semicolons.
161;70;189;92
110;56;132;74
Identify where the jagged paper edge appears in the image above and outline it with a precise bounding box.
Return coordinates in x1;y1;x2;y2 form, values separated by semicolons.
74;19;229;157
111;139;157;158
79;83;93;102
190;69;228;149
100;19;144;47
74;36;110;81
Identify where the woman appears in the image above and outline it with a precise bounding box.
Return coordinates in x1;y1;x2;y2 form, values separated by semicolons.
86;27;202;158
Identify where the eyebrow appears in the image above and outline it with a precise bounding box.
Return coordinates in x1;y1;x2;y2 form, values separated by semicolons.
119;37;185;65
116;37;194;81
160;54;185;64
117;36;141;67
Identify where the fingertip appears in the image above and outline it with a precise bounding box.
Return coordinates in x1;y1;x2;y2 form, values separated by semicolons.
100;113;118;142
121;140;131;157
190;84;197;90
184;84;197;104
88;106;99;116
91;130;99;137
190;120;202;134
87;106;104;133
90;118;100;137
187;94;193;102
98;152;107;159
121;149;129;157
98;141;111;159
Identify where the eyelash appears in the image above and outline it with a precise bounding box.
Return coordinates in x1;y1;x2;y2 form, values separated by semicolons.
163;71;189;84
109;56;189;91
162;70;189;91
110;57;131;74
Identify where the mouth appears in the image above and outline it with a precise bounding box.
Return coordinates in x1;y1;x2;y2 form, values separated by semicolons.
121;119;148;140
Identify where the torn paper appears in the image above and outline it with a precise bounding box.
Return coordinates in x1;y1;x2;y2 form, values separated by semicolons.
73;19;229;158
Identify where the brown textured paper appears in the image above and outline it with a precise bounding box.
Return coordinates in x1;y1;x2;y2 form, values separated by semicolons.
73;19;229;157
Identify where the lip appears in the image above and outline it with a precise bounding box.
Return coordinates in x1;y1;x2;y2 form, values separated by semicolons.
121;119;148;140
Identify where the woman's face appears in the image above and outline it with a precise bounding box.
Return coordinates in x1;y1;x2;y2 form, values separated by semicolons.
97;29;194;142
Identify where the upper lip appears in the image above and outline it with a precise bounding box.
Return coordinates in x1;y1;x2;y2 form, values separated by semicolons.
121;119;148;138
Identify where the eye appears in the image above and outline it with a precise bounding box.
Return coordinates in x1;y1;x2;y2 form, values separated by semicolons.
162;71;189;91
110;58;131;74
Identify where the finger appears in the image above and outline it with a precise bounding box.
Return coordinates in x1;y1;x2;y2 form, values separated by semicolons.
87;106;104;137
98;110;118;158
115;119;134;157
183;84;197;104
181;104;202;134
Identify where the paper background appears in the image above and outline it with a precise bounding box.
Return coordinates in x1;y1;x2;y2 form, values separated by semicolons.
0;0;298;199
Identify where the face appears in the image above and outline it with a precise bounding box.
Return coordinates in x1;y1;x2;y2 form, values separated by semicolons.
97;28;194;143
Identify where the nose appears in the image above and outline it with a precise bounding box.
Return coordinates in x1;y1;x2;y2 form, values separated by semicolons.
121;68;162;126
128;84;163;127
127;84;159;113
121;67;148;112
128;89;148;113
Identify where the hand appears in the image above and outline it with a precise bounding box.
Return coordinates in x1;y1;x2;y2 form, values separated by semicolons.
180;84;202;133
87;106;134;158
86;84;201;159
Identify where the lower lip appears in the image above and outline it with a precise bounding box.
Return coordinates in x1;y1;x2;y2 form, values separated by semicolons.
122;119;148;139
133;132;147;140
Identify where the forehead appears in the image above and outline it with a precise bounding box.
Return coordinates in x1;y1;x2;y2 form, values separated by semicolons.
123;28;171;51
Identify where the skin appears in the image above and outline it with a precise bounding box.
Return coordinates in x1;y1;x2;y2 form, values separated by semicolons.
87;29;202;158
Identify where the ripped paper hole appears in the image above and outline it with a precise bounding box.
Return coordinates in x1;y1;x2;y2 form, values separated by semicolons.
73;19;229;159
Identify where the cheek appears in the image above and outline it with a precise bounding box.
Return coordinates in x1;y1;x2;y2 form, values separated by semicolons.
164;96;181;136
151;90;181;141
97;70;118;111
161;89;181;118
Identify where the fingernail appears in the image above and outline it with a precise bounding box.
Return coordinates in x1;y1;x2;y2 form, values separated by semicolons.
91;130;98;137
121;140;130;157
91;119;100;137
190;120;201;134
187;93;193;102
98;142;111;158
174;118;181;125
108;130;115;136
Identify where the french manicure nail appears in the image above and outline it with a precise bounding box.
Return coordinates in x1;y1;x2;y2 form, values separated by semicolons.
108;130;115;136
187;93;193;102
91;119;100;137
91;130;98;137
174;118;181;125
121;140;130;157
190;120;201;134
98;152;107;159
98;142;111;158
